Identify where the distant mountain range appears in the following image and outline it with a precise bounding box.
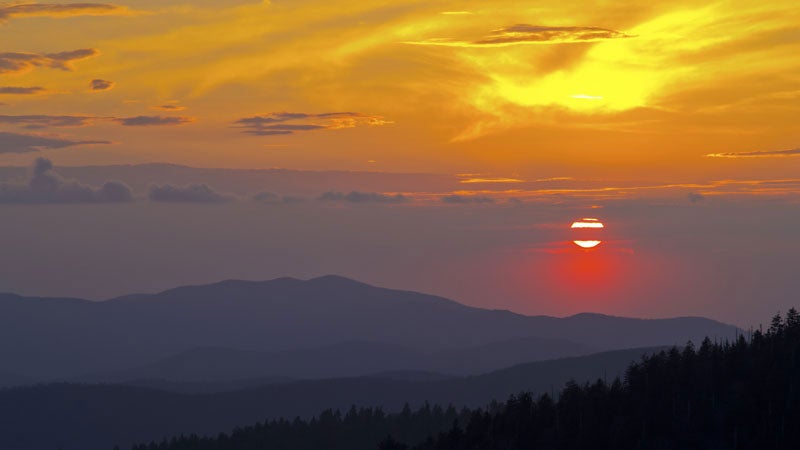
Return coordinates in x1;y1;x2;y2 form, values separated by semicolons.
85;336;597;383
0;346;668;450
0;275;738;385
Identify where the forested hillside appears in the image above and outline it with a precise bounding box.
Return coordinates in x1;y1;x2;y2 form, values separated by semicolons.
0;347;659;450
130;309;800;450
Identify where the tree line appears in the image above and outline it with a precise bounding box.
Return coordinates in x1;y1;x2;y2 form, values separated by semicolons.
127;308;800;450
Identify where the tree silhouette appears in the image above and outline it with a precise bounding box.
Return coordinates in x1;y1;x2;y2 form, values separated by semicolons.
128;308;800;450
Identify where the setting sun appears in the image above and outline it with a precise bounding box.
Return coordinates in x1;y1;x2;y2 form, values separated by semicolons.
571;218;604;248
574;240;602;249
571;218;604;229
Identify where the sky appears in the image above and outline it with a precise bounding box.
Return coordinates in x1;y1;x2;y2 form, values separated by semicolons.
1;0;799;327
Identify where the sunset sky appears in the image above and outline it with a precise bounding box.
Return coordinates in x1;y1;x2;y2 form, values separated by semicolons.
1;0;799;326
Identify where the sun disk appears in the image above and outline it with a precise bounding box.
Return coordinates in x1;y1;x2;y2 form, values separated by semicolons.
571;218;604;249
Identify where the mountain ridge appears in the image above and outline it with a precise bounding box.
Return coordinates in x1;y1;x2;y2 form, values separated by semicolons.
0;276;739;326
0;275;739;383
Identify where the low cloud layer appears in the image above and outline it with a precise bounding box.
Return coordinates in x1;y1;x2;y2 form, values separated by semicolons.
0;131;109;153
706;148;800;158
148;184;234;203
318;191;410;203
0;157;132;204
0;49;98;75
90;79;114;91
0;3;127;23
408;24;631;47
235;112;390;136
252;191;306;204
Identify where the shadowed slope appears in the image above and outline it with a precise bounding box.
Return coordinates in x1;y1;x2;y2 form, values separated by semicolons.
0;346;665;450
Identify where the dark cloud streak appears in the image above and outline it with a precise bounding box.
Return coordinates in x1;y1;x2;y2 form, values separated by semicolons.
0;115;95;128
0;86;47;95
90;79;114;91
235;112;389;136
154;104;186;111
114;116;194;126
0;131;109;153
0;114;194;128
476;25;631;45
0;49;99;74
408;24;631;47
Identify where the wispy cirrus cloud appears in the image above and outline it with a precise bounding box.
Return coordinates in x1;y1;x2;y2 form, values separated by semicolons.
0;49;98;74
0;131;110;153
0;114;194;128
706;148;800;158
0;3;128;23
235;112;390;136
407;24;632;48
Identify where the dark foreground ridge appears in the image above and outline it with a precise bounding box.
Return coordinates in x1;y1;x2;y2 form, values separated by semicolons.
130;309;800;450
0;347;661;450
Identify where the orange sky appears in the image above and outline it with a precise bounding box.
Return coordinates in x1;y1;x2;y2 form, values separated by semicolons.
1;0;798;184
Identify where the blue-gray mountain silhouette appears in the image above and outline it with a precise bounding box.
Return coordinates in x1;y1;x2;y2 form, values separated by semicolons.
0;275;738;384
85;336;597;383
